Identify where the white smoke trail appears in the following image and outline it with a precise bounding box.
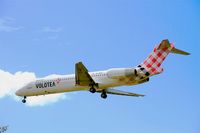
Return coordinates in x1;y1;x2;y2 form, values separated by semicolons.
0;69;67;106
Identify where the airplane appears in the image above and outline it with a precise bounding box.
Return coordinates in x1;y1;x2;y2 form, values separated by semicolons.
15;39;190;103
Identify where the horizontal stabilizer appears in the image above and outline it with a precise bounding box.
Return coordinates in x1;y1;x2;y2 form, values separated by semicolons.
170;47;190;55
105;88;145;97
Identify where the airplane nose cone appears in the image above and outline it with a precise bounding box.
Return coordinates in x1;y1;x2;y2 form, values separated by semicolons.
15;89;24;96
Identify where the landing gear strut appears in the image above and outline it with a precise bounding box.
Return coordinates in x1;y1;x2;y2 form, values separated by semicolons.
89;83;98;93
22;96;27;103
101;91;107;99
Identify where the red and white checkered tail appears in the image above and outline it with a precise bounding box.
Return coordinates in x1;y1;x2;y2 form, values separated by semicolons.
140;39;190;76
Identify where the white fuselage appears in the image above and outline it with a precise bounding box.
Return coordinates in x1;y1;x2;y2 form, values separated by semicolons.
15;67;149;97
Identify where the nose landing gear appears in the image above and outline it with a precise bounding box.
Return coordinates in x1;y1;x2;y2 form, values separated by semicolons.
22;96;27;103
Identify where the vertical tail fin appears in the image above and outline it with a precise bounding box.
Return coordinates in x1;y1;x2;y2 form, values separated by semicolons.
140;39;190;76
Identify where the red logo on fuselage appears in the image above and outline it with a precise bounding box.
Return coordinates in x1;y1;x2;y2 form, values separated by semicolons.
55;78;61;84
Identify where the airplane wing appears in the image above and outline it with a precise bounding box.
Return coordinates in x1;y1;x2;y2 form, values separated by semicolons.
105;88;145;97
75;62;97;87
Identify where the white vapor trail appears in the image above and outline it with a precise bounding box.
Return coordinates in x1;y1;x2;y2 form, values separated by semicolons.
0;69;67;106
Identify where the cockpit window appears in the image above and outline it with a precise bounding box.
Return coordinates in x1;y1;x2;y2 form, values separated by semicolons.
27;86;32;89
25;82;34;89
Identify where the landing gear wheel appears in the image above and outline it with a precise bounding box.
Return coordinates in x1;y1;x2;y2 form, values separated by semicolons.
22;99;26;103
101;92;107;99
22;96;27;103
89;87;96;93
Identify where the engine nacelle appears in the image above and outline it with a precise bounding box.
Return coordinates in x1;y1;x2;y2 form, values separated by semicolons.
107;68;136;79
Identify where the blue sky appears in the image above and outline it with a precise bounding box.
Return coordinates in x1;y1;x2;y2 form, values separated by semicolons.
0;0;199;133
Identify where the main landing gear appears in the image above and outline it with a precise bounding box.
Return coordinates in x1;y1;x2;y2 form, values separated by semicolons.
89;86;96;93
89;83;98;93
22;96;27;103
89;87;107;99
89;84;107;99
101;90;107;99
